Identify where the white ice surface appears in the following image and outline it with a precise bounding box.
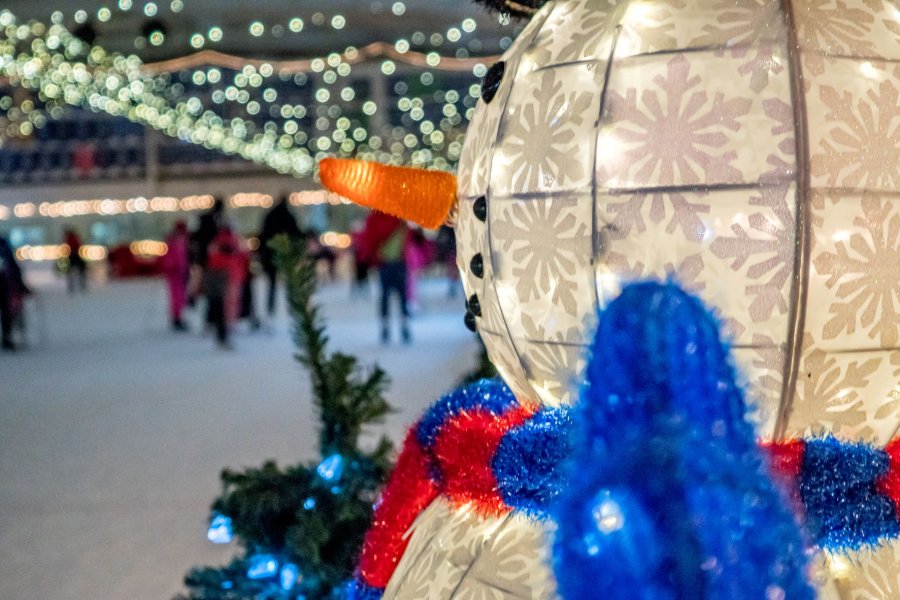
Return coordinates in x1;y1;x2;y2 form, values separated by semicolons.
0;271;477;600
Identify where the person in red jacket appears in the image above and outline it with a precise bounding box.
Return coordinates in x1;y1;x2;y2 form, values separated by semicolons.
205;227;247;349
358;211;411;344
161;221;190;332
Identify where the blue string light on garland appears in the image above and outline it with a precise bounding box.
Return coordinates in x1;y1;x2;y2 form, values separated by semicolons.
316;454;345;482
246;554;280;580
279;562;300;591
551;280;815;600
206;512;234;544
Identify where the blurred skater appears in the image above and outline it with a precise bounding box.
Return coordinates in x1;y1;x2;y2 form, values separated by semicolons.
349;222;371;298
162;221;190;332
0;235;28;351
190;197;227;329
204;227;247;349
239;239;261;330
258;195;301;316
64;229;87;293
189;197;226;309
308;234;337;282
190;197;226;269
359;212;411;344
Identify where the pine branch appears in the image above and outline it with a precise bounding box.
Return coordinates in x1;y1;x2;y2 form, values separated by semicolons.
271;235;393;455
272;236;331;399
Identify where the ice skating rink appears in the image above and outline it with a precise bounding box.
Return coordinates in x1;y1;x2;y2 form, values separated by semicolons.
0;272;477;600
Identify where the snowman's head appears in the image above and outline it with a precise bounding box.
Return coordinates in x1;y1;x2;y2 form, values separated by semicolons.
322;0;900;441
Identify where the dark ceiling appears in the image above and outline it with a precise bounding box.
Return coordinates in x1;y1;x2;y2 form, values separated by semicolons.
2;0;519;61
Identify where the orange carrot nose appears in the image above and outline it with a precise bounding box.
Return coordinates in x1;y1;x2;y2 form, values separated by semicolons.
318;158;457;230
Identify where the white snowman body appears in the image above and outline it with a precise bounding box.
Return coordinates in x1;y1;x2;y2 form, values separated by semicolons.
387;0;900;597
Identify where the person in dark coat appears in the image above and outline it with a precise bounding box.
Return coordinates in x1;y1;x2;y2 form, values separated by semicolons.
190;197;226;269
64;229;87;293
258;195;301;316
350;223;371;298
189;197;226;321
0;236;28;351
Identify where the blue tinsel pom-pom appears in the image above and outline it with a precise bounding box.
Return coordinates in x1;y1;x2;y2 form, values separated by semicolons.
493;406;573;517
552;281;814;600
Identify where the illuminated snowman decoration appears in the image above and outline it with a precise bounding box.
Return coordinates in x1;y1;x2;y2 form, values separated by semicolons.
322;0;900;597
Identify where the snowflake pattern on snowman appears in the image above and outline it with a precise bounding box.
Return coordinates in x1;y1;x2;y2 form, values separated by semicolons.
320;0;900;597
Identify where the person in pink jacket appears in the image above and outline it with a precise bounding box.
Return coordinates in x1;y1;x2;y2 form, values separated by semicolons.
162;221;190;331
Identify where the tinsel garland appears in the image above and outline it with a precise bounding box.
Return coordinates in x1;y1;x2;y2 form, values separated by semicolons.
800;437;899;550
877;440;900;514
350;383;900;595
433;402;535;514
350;376;900;596
353;430;438;591
345;578;384;600
416;377;519;449
352;378;520;594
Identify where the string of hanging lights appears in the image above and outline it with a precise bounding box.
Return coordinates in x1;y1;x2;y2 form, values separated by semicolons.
0;6;507;175
140;44;498;76
52;1;510;56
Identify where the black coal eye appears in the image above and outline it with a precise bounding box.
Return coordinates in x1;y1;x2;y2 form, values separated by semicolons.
481;61;505;104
